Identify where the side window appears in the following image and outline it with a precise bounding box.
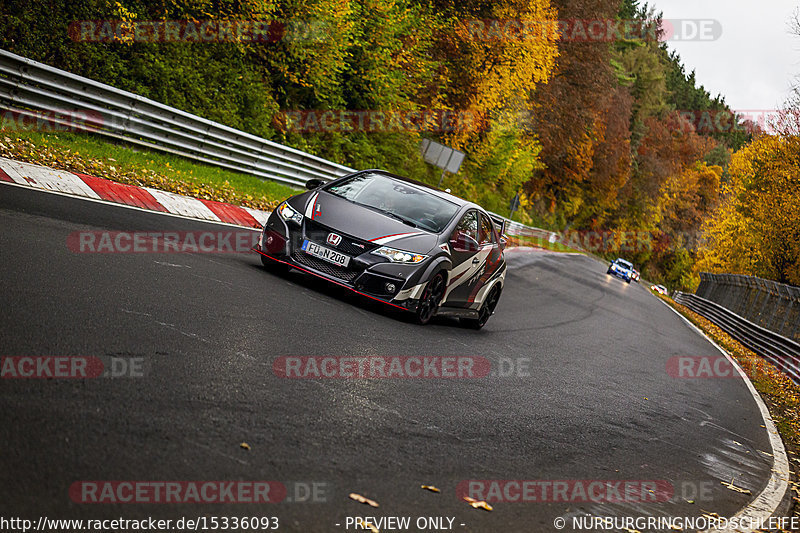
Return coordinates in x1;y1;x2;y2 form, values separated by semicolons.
479;214;495;245
454;211;479;242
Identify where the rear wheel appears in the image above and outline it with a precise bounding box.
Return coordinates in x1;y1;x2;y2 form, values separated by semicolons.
415;272;446;325
462;285;501;330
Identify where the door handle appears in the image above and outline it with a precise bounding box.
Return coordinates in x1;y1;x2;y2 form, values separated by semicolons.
472;258;480;264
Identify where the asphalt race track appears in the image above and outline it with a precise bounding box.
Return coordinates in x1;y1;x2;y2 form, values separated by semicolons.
0;183;776;532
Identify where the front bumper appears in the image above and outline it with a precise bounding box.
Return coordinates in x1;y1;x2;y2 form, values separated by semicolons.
255;214;429;312
609;268;632;281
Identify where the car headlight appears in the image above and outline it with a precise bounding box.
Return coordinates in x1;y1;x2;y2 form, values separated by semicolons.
277;201;303;224
371;246;427;264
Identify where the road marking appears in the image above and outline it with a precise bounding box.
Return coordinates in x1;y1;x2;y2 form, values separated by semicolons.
657;298;790;532
0;157;271;228
243;206;270;226
144;187;221;221
0;158;102;198
0;180;265;230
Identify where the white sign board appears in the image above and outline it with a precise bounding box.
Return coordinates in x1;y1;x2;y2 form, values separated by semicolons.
420;139;465;174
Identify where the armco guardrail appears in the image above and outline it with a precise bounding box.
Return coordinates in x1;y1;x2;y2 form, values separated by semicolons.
674;291;800;384
494;216;581;251
0;48;355;187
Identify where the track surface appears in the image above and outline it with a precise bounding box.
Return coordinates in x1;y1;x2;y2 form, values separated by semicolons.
0;184;774;531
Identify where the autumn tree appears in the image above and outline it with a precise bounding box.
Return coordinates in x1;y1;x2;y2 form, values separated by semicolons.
525;0;621;225
696;134;800;285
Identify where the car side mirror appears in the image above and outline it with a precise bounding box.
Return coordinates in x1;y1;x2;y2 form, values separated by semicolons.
305;178;325;190
499;236;507;251
449;231;479;253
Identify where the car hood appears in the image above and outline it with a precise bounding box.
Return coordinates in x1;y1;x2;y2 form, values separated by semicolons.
290;190;440;254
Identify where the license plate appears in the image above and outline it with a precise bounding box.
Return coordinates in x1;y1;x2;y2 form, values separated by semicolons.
301;240;350;267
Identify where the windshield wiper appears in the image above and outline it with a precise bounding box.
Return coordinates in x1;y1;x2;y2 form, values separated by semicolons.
383;211;418;228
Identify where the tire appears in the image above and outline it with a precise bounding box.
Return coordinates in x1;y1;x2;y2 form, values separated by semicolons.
626;278;631;284
461;285;501;330
415;272;446;325
606;269;612;275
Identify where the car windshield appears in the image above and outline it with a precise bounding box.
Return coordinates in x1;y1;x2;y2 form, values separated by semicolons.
325;173;460;233
616;259;633;269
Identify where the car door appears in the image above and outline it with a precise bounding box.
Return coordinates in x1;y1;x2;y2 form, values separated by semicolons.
463;212;505;304
443;209;490;307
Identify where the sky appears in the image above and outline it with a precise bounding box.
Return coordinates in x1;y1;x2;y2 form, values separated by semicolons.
654;0;799;113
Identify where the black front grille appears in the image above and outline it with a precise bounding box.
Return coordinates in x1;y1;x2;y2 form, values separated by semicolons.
304;221;377;257
292;251;359;282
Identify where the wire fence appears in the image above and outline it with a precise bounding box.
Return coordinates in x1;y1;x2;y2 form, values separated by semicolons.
696;272;800;342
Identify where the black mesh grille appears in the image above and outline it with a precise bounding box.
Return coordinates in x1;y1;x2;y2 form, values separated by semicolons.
304;221;377;257
292;251;360;282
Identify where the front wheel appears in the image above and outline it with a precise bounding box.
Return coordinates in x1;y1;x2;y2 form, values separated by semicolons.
415;272;446;325
462;285;501;330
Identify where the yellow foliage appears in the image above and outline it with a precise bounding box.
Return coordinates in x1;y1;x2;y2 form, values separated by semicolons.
696;134;800;284
447;0;559;150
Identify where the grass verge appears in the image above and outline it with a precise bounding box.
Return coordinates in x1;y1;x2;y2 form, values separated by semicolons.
0;128;298;211
656;292;800;523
